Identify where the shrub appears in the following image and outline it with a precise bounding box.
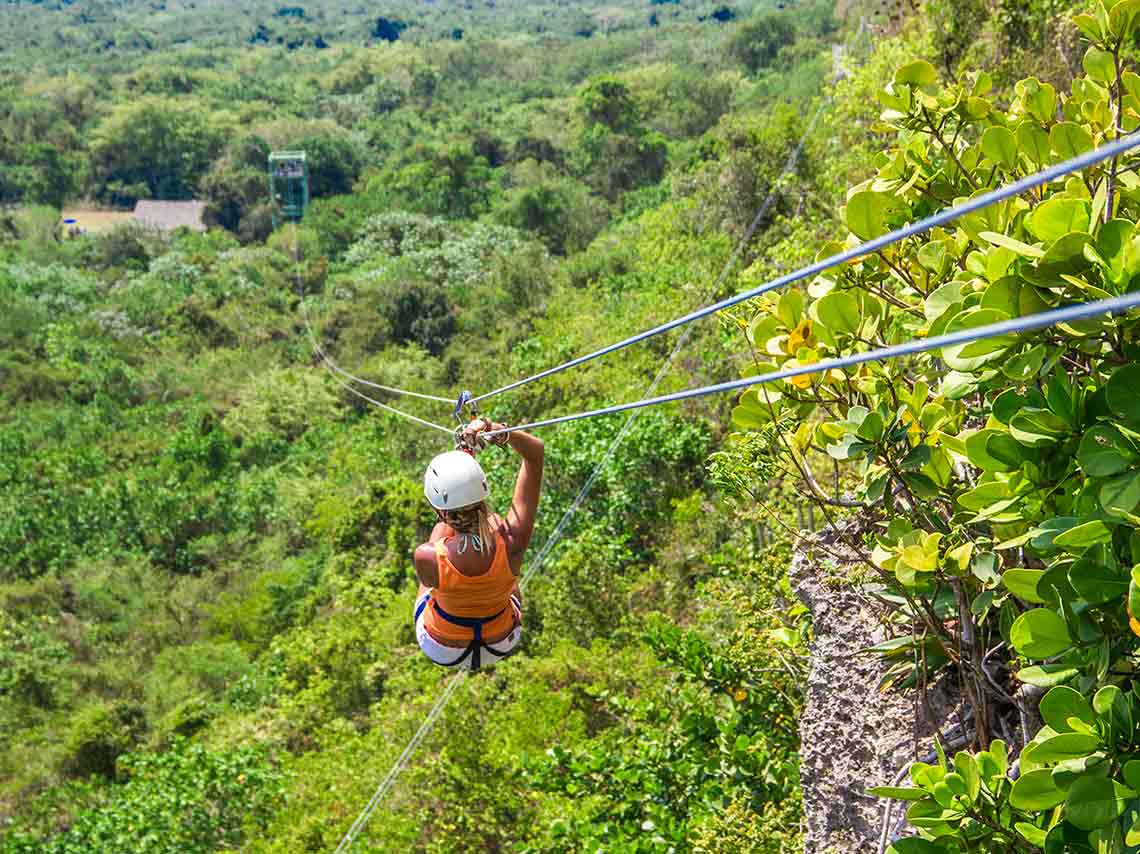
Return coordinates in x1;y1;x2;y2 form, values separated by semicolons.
381;277;457;356
222;367;340;459
723;25;1140;849
63;701;146;779
1;741;285;854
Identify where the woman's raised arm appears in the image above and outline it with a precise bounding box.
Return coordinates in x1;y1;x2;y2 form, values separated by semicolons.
503;429;543;554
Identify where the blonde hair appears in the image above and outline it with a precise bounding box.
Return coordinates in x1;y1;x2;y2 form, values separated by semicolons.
443;500;496;554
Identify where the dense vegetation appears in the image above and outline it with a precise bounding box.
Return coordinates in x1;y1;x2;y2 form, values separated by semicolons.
1;0;1136;852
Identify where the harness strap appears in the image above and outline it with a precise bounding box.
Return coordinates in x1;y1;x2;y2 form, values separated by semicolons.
430;601;508;671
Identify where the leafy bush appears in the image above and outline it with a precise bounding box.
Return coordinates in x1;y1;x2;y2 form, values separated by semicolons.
145;640;253;718
63;701;146;779
0;613;70;709
0;742;285;854
727;13;797;73
222;367;340;459
380;277;457;356
725;11;1140;848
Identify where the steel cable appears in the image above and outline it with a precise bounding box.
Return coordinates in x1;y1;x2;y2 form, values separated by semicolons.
472;131;1140;405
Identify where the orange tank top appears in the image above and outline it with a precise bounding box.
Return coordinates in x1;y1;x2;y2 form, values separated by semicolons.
424;532;517;644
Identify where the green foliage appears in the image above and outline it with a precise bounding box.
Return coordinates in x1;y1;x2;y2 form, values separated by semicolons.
522;620;801;852
728;13;798;73
89;97;231;203
380;277;457;356
222;367;340;458
63;702;146;779
727;11;1140;847
0;613;70;709
0;4;852;851
0;742;285;854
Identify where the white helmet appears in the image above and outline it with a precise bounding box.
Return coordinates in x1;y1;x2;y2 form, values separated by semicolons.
424;450;489;511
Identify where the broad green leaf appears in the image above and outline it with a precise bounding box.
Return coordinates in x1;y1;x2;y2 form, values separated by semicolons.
1017;664;1080;687
1101;470;1140;517
906;799;963;828
987;432;1028;468
1018;122;1051;167
981;275;1020;315
1010;608;1072;658
982;126;1018;169
1040;686;1095;732
1015;823;1049;847
814;291;861;336
969;551;999;585
747;313;781;348
953;752;981;801
894;60;938;87
924;282;964;322
1110;0;1140;42
957;480;1013;511
1094;219;1133;284
1122;760;1140;790
1050;122;1094;161
1107;365;1140;428
965;429;1014;472
886;840;947;854
900;444;932;471
1001;344;1046;381
1065;776;1135;830
1053;520;1112;551
1092;684;1132;732
942;308;1015;372
868;785;927;801
1074;12;1103;40
1004;568;1047;603
1010;768;1067;809
1084;46;1117;86
1010;407;1070;447
1078;425;1137;477
846;191;904;240
777;289;804;328
979;230;1044;258
1029;732;1100;762
1030;81;1056;123
1069;558;1130;604
1030;197;1091;244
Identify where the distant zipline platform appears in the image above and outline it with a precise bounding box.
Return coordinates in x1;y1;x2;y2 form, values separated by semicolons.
269;151;309;226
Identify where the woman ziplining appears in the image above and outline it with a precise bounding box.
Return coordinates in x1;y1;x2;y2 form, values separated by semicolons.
412;418;544;670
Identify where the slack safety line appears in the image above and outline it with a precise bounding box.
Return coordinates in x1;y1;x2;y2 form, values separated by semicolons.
287;225;454;435
484;291;1140;436
297;296;455;434
471;131;1140;406
301;304;454;405
324;366;454;404
330;97;832;853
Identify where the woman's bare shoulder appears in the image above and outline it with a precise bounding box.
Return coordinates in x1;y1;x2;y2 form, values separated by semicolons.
414;542;440;587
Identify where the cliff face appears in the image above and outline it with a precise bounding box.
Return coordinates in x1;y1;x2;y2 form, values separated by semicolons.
790;531;960;854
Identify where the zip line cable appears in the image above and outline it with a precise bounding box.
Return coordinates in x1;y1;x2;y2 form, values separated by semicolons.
330;98;829;854
486;291;1140;436
288;225;455;435
472;131;1140;406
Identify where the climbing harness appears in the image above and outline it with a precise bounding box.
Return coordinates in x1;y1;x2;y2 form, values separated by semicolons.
423;599;510;670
